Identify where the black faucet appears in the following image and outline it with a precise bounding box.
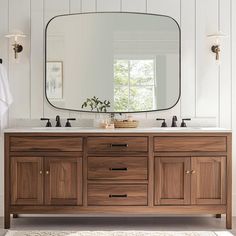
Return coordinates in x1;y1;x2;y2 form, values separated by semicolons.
65;118;76;127
156;118;167;127
171;116;178;127
181;118;191;127
55;115;61;127
40;118;52;127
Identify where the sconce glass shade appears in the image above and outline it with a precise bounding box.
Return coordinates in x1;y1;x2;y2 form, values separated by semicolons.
5;31;26;59
207;31;228;62
207;31;227;44
5;31;26;41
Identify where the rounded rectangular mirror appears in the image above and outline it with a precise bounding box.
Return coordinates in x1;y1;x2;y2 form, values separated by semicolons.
45;12;180;113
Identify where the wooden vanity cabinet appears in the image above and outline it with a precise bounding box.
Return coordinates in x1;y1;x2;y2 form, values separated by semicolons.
155;156;226;206
4;132;232;229
11;156;44;205
155;157;191;205
11;156;82;206
191;156;226;205
44;157;82;206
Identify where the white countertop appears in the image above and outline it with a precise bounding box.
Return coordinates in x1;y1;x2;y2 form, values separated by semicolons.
3;127;232;133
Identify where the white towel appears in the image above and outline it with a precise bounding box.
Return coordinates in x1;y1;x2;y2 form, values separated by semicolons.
0;64;13;125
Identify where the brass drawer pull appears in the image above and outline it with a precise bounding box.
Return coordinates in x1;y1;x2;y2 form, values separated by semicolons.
46;171;50;175
191;170;196;174
109;167;128;171
185;170;190;174
39;170;43;175
109;194;128;198
110;144;128;147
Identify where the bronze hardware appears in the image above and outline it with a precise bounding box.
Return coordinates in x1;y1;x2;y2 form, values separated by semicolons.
110;144;128;147
156;118;167;127
109;194;127;198
211;45;220;60
109;167;128;171
171;116;178;127
181;118;191;127
40;118;52;127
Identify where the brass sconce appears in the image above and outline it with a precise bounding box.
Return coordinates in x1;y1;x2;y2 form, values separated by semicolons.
211;45;220;60
207;32;227;61
5;32;26;59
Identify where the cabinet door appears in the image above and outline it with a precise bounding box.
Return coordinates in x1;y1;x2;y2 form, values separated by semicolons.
11;157;43;205
155;157;191;205
45;157;82;205
191;156;226;205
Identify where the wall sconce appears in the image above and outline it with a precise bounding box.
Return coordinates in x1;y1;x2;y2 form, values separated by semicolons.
5;32;26;59
207;31;227;61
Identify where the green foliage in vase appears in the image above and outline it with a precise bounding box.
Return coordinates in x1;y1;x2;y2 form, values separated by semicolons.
81;96;111;112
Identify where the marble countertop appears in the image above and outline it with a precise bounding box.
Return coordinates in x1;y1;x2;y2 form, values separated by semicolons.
3;127;232;133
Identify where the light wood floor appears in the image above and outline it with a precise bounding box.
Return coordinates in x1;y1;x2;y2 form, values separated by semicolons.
0;216;235;236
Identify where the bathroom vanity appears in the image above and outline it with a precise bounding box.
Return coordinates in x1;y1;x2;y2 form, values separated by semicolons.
4;128;232;229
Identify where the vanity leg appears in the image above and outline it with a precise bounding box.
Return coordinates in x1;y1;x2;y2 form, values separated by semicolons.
4;213;10;229
226;211;232;229
13;214;18;218
215;214;221;218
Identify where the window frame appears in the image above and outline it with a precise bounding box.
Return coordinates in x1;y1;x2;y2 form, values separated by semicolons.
114;55;157;112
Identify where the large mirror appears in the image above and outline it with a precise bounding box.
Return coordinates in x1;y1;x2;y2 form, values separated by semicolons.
45;12;180;113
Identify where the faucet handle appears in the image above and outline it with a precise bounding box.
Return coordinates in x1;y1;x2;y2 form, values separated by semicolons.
40;118;52;127
181;118;191;127
156;118;167;127
65;118;76;127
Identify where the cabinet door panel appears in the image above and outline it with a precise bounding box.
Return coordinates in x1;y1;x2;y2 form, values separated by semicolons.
45;157;82;205
155;157;191;205
11;157;43;205
191;156;226;205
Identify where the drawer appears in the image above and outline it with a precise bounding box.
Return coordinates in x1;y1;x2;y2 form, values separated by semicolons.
154;136;227;152
87;137;148;153
88;156;147;180
10;136;83;152
88;184;148;206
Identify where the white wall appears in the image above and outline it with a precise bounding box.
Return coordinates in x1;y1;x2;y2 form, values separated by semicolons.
0;0;236;216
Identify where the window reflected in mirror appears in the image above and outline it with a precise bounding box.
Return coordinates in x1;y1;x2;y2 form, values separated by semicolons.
114;59;156;112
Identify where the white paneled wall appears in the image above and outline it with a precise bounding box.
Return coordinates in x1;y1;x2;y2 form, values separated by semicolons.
0;0;231;124
0;0;236;216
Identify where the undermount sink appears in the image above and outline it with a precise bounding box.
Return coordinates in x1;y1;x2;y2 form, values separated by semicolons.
137;127;213;130
31;127;95;130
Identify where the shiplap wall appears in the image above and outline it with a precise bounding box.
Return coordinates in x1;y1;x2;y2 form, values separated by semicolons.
0;0;236;216
0;0;232;124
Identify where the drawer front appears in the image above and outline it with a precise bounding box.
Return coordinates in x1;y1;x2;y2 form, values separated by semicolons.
88;156;147;180
154;137;227;152
88;184;148;206
10;136;83;152
87;137;148;153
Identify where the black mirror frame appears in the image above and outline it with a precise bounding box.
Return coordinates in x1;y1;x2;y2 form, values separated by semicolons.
45;11;181;114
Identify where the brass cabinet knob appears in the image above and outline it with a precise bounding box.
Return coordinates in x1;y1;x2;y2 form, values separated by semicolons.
185;170;190;174
46;171;50;175
39;170;43;175
191;170;196;174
